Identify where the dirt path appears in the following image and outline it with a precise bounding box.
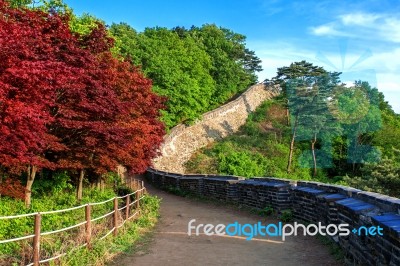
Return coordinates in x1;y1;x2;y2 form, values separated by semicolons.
111;183;343;266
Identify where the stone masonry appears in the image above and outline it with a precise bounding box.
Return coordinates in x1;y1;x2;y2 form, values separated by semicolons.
152;83;281;173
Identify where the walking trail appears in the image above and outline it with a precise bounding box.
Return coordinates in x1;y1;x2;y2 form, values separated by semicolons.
111;181;343;266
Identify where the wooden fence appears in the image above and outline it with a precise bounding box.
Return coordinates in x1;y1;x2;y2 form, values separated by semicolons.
0;180;146;266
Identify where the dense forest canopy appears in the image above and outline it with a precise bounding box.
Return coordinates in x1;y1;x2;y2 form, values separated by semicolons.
109;23;262;128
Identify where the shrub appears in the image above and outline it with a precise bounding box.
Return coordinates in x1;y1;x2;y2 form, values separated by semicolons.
258;206;274;216
280;209;293;222
0;178;25;200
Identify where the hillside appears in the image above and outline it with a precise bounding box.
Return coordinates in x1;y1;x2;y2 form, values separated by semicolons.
185;96;315;180
185;93;400;197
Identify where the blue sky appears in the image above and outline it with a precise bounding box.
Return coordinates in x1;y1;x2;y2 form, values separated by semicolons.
64;0;400;113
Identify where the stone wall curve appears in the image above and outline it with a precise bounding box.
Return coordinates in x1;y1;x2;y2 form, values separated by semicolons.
152;83;281;173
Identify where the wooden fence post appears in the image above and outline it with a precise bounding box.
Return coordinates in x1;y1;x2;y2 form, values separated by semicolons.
85;204;91;248
125;196;130;220
33;213;41;266
142;181;147;194
113;198;118;236
135;189;140;209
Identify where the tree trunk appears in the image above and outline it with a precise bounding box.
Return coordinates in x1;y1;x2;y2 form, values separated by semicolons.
286;106;290;126
284;97;291;126
311;133;317;177
352;134;360;175
287;113;299;173
25;165;37;207
338;140;343;173
76;169;85;202
100;178;105;191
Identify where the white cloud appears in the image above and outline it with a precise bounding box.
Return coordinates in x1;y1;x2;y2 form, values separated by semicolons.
310;23;346;36
248;41;400;113
316;49;400;113
339;13;381;26
380;17;400;42
247;41;316;80
310;12;400;43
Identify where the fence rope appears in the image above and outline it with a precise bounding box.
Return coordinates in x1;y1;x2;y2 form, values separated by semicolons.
127;210;139;221
38;252;66;263
0;212;38;220
118;205;127;211
91;210;115;223
116;194;128;199
0;234;35;244
89;197;115;206
99;227;115;240
41;220;87;236
0;181;146;265
36;242;88;264
117;218;127;229
0;191;125;220
40;204;84;215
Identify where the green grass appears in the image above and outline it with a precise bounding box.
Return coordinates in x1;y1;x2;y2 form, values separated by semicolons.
0;188;160;266
58;194;160;266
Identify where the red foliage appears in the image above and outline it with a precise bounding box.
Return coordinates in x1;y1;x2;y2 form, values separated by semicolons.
0;0;73;169
77;22;115;54
0;0;165;180
53;39;165;175
103;54;165;173
0;178;25;200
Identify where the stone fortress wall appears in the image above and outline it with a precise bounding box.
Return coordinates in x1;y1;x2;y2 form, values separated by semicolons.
152;83;281;173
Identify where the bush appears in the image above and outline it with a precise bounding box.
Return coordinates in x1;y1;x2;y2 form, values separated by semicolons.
280;209;293;222
342;153;400;197
217;148;269;177
258;206;274;216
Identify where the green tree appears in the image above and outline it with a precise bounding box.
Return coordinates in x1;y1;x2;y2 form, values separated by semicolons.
189;24;262;106
6;0;31;8
274;61;339;173
109;22;139;60
69;13;103;36
329;81;382;174
112;26;215;128
110;23;262;129
274;60;329;125
372;92;400;158
296;74;342;176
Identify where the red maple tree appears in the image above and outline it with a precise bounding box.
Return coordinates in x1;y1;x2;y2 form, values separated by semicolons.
0;1;75;206
0;1;165;204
